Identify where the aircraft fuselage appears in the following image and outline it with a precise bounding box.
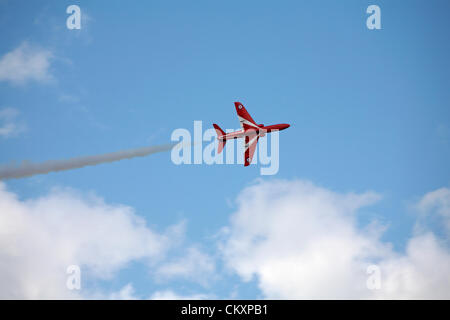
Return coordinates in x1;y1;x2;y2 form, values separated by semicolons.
216;123;290;141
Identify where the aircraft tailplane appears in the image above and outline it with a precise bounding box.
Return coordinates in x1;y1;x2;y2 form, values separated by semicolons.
213;124;226;154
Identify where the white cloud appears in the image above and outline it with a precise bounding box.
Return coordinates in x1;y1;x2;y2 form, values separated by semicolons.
0;183;181;299
95;284;211;300
155;247;216;286
106;283;138;300
2;177;449;299
86;284;211;300
0;42;53;85
220;179;450;299
417;187;450;233
150;290;211;300
0;107;25;138
375;233;450;299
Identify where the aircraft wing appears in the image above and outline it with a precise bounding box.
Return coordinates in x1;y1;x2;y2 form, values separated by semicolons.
244;132;259;166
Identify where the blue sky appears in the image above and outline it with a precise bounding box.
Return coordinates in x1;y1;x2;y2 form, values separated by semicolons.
0;0;449;299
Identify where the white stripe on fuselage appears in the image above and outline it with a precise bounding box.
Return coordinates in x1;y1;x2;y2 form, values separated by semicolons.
218;129;260;141
238;115;259;129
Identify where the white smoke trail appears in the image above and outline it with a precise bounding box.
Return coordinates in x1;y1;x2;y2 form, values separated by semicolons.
0;143;180;180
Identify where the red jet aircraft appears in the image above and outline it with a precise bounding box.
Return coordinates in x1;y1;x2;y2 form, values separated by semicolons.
213;102;290;166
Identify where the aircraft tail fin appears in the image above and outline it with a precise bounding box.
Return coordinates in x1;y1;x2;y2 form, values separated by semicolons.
234;102;259;130
213;124;226;154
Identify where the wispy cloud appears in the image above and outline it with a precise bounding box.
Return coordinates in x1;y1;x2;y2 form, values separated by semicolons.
417;187;450;234
0;107;25;138
106;284;138;300
58;93;80;104
150;290;212;300
155;247;216;286
437;124;450;145
92;284;212;300
0;42;53;85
